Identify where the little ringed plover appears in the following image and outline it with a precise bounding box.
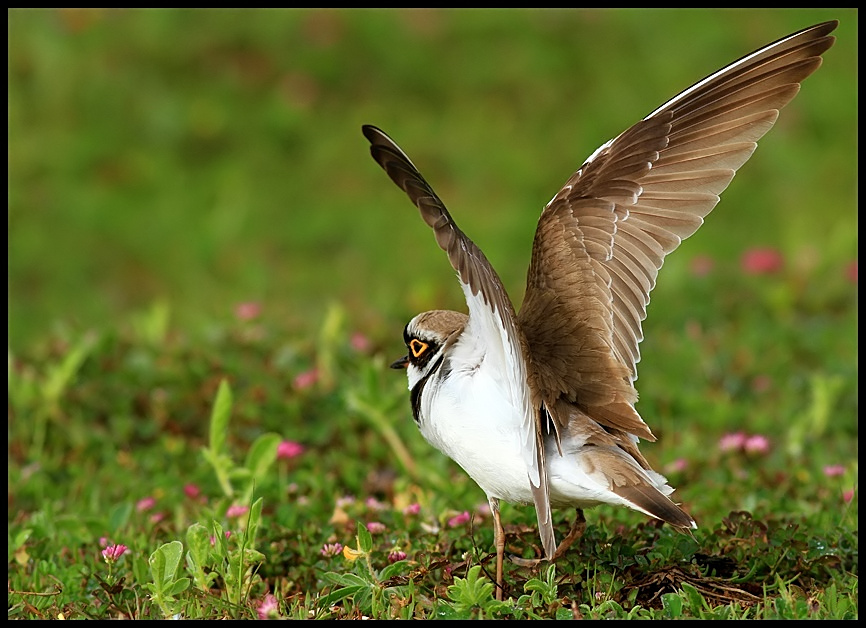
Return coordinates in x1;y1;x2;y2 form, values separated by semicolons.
363;19;837;600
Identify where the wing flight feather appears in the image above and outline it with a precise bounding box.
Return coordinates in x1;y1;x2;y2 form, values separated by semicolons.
518;21;837;438
362;124;557;558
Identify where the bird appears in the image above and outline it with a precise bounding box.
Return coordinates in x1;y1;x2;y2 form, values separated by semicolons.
362;20;837;600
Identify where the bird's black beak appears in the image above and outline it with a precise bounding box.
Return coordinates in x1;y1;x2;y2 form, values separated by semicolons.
390;355;409;370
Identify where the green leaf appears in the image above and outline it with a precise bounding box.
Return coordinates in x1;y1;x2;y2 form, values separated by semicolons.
186;523;212;569
149;540;185;587
42;335;93;403
167;577;191;596
357;522;373;553
595;599;625;617
447;565;495;614
210;521;228;558
379;559;411;581
322;572;368;587
107;501;132;533
240;547;266;565
319;585;367;608
244;497;264;545
148;547;167;590
555;608;574;620
10;528;32;552
142;582;158;596
228;466;252;482
208;379;233;456
523;564;557;604
319;572;372;612
244;432;281;480
315;302;345;390
681;582;708;614
434;604;463;620
661;592;683;618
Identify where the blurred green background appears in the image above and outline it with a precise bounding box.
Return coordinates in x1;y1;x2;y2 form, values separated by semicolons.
8;8;857;352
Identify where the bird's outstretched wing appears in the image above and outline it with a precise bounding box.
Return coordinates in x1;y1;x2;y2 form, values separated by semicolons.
518;21;837;439
362;124;557;558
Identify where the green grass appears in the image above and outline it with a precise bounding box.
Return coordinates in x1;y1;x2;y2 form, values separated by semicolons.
8;8;858;620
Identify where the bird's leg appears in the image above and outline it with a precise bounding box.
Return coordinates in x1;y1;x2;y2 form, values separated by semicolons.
554;508;586;558
489;497;505;601
510;508;586;567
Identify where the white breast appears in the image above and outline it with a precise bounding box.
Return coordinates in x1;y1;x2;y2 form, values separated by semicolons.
416;338;536;505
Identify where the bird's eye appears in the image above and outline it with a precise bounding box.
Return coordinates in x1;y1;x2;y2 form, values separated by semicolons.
409;338;429;358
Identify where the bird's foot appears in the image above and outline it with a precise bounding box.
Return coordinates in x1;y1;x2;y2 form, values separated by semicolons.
508;553;546;567
509;509;586;567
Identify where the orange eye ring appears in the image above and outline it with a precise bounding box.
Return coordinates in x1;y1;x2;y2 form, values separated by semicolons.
409;339;428;358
